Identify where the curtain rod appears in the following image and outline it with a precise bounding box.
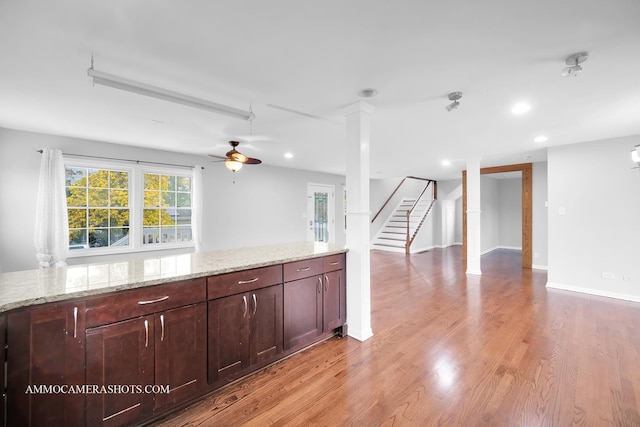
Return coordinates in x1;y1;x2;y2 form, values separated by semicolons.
36;150;204;170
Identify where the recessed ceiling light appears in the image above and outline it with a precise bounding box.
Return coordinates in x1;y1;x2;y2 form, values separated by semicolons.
284;152;293;159
534;135;548;143
442;160;451;166
511;102;531;115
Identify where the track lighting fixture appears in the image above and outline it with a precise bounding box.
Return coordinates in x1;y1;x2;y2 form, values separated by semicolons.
87;56;254;120
632;145;640;168
561;52;589;77
445;92;462;111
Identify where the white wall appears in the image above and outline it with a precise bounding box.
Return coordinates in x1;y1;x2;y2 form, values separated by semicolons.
547;135;640;301
480;176;500;253
532;162;548;269
0;127;345;273
497;178;522;249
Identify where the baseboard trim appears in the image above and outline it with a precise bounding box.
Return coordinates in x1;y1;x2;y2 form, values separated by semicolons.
532;264;548;270
466;269;482;276
546;282;640;303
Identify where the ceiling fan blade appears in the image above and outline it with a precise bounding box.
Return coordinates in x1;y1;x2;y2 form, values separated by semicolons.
245;157;262;165
208;154;227;160
266;104;341;125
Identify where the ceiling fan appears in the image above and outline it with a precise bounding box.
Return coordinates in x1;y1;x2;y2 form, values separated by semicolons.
209;140;262;172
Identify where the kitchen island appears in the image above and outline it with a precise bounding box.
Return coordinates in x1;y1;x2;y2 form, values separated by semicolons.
0;242;348;426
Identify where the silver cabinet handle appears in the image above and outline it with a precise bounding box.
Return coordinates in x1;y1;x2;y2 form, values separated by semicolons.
144;319;149;348
238;277;258;285
317;277;322;294
242;295;248;318
160;314;165;342
72;306;78;338
297;266;311;272
325;275;329;292
252;293;257;315
137;295;169;305
329;261;340;266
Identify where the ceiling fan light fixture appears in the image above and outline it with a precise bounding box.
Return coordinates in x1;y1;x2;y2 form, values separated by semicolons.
445;92;462;112
561;52;589;77
225;159;243;172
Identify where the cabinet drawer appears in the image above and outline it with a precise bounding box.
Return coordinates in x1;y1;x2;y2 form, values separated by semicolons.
323;253;345;272
207;265;282;300
283;258;323;282
85;278;206;328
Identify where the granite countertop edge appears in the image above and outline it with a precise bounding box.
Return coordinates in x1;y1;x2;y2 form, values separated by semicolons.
0;242;348;314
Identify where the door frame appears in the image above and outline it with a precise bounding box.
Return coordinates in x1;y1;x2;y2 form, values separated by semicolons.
307;183;335;243
462;163;532;268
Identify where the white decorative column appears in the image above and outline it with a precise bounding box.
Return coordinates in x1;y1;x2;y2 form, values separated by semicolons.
343;101;374;341
466;159;482;275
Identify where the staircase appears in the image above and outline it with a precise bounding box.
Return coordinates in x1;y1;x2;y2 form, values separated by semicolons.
372;197;436;253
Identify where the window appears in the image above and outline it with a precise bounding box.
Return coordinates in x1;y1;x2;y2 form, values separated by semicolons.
66;167;130;249
142;173;192;245
64;161;195;256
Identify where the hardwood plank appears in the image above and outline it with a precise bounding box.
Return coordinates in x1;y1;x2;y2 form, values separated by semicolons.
151;247;640;426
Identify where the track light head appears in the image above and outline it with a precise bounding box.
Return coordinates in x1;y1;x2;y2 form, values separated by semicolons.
561;52;589;77
445;92;462;112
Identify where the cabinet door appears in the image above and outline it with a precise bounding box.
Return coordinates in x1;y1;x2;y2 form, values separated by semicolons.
323;269;346;331
0;315;5;427
208;294;249;383
154;303;206;410
249;285;283;365
86;316;154;427
283;276;322;350
7;302;85;427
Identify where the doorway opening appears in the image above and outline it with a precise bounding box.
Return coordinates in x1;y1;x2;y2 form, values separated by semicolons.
462;163;532;269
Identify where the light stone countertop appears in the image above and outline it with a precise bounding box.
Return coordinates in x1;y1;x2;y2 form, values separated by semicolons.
0;242;348;314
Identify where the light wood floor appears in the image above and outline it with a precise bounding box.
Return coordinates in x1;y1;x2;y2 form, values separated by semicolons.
153;247;640;426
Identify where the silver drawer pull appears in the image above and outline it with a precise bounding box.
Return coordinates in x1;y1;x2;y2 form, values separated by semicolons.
238;277;259;285
329;261;340;266
137;295;169;305
297;266;311;272
144;319;149;347
73;306;78;338
160;314;165;341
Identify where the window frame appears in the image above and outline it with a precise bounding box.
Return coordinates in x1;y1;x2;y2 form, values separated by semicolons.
64;158;195;258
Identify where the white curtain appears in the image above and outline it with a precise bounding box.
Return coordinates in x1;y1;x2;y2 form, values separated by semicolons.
192;165;203;252
34;148;69;267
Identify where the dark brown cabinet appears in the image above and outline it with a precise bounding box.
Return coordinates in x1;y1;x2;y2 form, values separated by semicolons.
153;303;207;410
85;302;206;426
283;254;346;351
208;285;283;384
2;249;346;426
283;276;322;349
6;302;85;427
86;316;154;427
84;278;206;427
0;315;5;427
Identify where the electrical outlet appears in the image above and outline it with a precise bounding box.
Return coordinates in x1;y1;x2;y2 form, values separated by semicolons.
534;252;540;259
602;272;615;279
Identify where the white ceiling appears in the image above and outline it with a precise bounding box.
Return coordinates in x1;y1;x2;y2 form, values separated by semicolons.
1;0;639;180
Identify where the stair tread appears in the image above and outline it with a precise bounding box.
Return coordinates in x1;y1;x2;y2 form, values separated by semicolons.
372;243;405;248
